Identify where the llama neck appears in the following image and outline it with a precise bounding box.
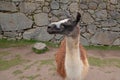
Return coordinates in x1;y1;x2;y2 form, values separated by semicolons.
65;26;80;55
65;33;80;61
65;27;83;80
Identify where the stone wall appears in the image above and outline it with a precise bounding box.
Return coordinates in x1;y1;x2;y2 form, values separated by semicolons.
0;0;120;46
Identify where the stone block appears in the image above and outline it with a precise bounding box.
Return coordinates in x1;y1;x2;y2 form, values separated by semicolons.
0;1;17;12
34;13;49;26
0;13;33;31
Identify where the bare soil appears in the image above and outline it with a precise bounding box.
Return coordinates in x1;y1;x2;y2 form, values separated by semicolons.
0;46;120;80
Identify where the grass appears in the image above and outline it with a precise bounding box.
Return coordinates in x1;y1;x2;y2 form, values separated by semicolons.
0;39;119;50
0;39;37;48
20;74;40;80
24;61;39;70
40;41;59;48
40;59;54;66
88;56;120;68
0;51;11;58
0;55;27;71
0;39;59;48
85;45;120;50
13;70;23;75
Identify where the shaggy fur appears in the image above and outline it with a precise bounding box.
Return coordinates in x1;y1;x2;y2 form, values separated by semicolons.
55;39;89;79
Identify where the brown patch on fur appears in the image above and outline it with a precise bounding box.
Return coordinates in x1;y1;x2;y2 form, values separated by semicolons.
55;39;89;78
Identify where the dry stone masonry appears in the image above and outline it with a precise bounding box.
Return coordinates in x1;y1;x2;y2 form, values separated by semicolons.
0;0;120;46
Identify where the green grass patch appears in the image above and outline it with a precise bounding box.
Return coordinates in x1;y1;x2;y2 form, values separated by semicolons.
13;70;23;75
20;74;40;80
32;47;49;54
41;41;59;48
24;61;39;70
0;39;37;48
0;51;11;58
0;39;59;48
0;55;27;71
85;45;120;50
88;56;120;67
40;59;54;66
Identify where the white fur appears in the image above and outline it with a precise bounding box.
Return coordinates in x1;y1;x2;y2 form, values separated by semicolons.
50;19;69;28
65;37;83;80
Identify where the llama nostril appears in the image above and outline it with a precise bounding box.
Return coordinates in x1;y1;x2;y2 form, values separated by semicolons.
48;26;51;29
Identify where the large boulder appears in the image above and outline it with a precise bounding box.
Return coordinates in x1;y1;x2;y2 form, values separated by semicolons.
50;0;59;10
82;12;94;24
34;13;49;26
0;1;17;12
90;31;119;45
69;3;78;12
0;13;33;31
19;2;39;14
101;19;117;27
95;10;107;20
23;27;54;41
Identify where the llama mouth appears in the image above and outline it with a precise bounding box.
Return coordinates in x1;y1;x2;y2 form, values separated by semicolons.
47;28;63;34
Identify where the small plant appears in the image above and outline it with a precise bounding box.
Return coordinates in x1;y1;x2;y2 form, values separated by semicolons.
0;39;37;48
13;70;23;75
0;55;28;71
85;45;120;50
88;56;120;68
32;46;49;54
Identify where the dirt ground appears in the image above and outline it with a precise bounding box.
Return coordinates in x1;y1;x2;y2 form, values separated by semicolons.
0;46;120;80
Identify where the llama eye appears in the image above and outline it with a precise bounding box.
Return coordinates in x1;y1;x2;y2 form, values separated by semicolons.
61;25;64;29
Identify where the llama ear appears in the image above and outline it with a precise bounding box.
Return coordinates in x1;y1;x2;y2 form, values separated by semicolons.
75;12;81;23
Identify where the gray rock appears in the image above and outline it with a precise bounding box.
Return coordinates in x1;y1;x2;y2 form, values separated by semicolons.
101;19;117;27
110;0;118;4
109;11;120;20
51;10;65;17
23;27;53;41
0;13;33;31
80;36;89;46
113;38;120;45
45;2;49;6
60;4;68;10
95;10;107;20
19;2;39;14
34;13;49;26
87;24;96;34
50;0;59;10
88;2;97;10
43;6;50;13
34;27;54;41
88;10;95;14
80;4;88;10
111;25;120;31
82;33;92;40
69;3;78;12
23;28;36;40
50;16;59;22
90;31;119;45
82;12;94;24
0;1;17;12
4;32;18;38
98;2;106;9
59;0;69;3
33;42;47;50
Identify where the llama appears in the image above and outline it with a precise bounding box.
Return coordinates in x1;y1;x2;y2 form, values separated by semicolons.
47;12;89;80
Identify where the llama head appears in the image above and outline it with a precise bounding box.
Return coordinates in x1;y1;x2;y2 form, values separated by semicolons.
47;12;81;36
